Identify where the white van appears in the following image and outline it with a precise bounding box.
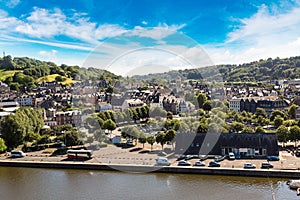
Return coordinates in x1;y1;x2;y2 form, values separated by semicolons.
155;157;171;166
228;152;235;160
10;150;26;158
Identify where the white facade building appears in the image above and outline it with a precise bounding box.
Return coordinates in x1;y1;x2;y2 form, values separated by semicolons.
229;99;241;112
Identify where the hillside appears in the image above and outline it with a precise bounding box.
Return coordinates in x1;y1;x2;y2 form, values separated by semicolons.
133;56;300;82
0;55;122;91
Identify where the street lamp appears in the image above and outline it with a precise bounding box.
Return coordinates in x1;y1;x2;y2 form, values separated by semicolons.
62;131;66;147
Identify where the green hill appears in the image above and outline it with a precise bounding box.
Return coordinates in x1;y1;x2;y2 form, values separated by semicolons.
0;55;122;91
133;56;300;82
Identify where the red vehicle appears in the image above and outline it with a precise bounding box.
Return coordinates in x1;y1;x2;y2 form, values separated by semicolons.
67;149;93;159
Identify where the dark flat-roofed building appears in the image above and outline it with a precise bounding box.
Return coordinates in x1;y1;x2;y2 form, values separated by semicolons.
175;132;279;158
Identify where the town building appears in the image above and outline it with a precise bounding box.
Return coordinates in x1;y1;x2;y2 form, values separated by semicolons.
175;132;279;158
55;110;82;127
121;99;145;111
229;98;241;112
15;95;34;106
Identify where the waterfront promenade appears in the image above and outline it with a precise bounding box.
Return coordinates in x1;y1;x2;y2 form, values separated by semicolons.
1;144;300;178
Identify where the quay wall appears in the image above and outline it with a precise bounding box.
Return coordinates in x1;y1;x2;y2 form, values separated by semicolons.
0;160;299;179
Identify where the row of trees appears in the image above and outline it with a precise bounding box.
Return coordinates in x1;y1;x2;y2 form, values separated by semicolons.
0;108;87;152
137;56;300;82
121;125;176;151
0;107;44;150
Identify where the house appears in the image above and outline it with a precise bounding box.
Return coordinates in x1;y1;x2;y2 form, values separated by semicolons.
240;98;257;113
111;94;125;112
175;132;279;158
296;106;300;120
0;101;20;112
44;119;57;129
121;99;145;111
0;82;9;93
96;102;113;112
55;110;82;127
15;95;34;106
256;99;289;116
229;98;241;112
178;101;187;113
150;102;163;109
162;97;179;114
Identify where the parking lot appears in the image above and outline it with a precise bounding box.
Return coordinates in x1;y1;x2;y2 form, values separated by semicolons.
1;144;300;170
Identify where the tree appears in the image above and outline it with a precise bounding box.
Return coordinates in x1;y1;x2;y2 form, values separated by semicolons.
102;119;116;135
196;93;207;109
241;127;254;133
86;136;94;145
57;130;82;147
165;129;176;149
0;113;28;149
197;122;208;133
178;121;190;133
229;122;244;133
105;85;114;93
121;126;140;143
155;132;166;150
94;129;106;143
270;110;287;121
255;108;266;118
55;75;64;82
208;122;223;133
276;125;289;146
149;107;167;118
255;126;265;133
164;119;180;131
203;100;212;112
288;104;297;119
274;116;284;128
147;135;155;151
0;138;7;153
289;125;300;147
138;134;147;148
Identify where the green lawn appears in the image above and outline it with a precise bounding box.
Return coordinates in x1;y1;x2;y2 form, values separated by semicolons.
0;71;75;85
0;70;21;81
37;74;76;85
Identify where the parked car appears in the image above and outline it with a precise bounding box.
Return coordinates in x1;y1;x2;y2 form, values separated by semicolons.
175;154;186;161
199;155;208;161
244;163;256;169
228;152;235;160
209;161;220;167
157;151;167;156
214;156;225;162
185;155;198;160
156;157;171;166
261;162;274;169
194;161;205;167
267;156;280;161
178;161;191;166
10;150;26;158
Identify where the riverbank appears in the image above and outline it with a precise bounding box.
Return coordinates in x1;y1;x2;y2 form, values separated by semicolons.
1;159;300;179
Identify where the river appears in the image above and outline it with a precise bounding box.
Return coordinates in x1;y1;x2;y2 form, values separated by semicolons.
0;167;297;200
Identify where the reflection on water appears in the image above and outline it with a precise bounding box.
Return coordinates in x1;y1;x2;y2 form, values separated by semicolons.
0;167;297;200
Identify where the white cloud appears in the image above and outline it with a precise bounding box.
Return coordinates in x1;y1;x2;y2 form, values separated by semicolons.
5;0;20;8
38;49;57;57
1;7;185;53
227;4;300;44
128;23;186;40
205;4;300;65
38;49;58;63
0;10;22;29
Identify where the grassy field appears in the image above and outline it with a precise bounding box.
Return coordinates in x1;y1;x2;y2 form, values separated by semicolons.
36;74;75;85
0;70;21;81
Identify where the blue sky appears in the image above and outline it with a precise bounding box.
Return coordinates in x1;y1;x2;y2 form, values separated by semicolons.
1;0;300;74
